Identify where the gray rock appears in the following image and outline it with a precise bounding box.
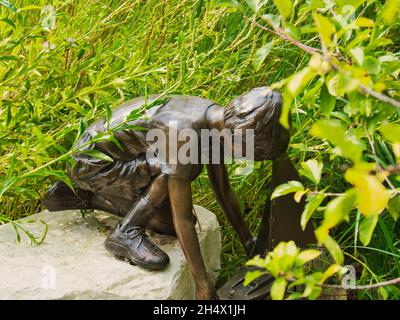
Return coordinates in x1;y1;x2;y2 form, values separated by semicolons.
0;205;221;300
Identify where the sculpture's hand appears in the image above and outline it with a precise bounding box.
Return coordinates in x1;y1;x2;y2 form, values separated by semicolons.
196;279;219;300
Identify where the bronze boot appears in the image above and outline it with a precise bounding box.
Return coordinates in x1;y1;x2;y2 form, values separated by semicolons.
104;223;170;270
43;181;91;211
43;181;121;214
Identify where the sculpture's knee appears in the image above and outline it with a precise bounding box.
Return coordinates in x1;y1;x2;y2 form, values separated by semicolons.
146;174;168;208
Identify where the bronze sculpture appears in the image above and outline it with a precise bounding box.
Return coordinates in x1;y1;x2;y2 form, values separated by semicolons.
43;87;314;300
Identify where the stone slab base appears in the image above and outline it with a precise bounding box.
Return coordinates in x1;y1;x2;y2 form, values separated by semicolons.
0;205;221;300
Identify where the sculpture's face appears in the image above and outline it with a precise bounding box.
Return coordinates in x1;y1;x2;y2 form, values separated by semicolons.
226;87;289;161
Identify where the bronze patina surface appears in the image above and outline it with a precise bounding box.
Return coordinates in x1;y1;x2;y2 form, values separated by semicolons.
44;87;314;299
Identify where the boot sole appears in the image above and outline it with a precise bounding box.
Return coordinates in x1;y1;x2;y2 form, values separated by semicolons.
104;240;168;271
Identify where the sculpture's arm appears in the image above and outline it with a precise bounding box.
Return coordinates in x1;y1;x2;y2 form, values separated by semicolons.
206;163;255;256
167;176;217;299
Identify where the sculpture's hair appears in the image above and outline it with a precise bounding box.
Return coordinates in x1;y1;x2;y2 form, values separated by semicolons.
223;87;290;160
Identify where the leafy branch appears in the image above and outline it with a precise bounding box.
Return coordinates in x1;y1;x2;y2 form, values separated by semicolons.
0;214;48;245
249;17;400;110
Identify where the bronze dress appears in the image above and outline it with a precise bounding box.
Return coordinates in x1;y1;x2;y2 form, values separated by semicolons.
68;95;214;214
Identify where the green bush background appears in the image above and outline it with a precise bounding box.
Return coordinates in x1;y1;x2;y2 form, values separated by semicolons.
1;0;399;299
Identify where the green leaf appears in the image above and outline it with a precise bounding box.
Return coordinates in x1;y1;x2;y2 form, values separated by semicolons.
311;119;364;163
261;14;281;29
382;0;400;24
336;0;367;11
0;55;19;62
287;66;316;97
244;270;264;286
284;22;300;40
286;292;304;300
380;123;400;143
271;277;287;300
246;254;267;268
105;104;113;129
81;150;114;162
308;287;322;300
91;133;124;151
272;0;293;20
378;287;388;300
74;118;88;145
79;118;88;136
349;47;364;66
313;13;335;47
296;249;322;266
323;189;357;231
322;234;344;264
1;17;16;28
303;77;324;104
355;17;374;28
345;92;372;116
300;159;323;185
280;94;293;129
363;56;381;75
31;170;75;192
274;240;298;256
114;123;148;132
253;41;274;71
0;0;17;12
17;5;42;12
301;193;326;230
214;0;243;10
127;107;146;121
0;177;17;198
320;264;341;283
327;73;358;97
359;215;378;246
320;84;336;115
388;195;400;221
6;153;16;178
345;166;389;217
245;0;268;12
271;181;304;200
294;189;308;203
278;255;295;272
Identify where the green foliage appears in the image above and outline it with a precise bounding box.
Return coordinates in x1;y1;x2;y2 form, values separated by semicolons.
253;41;274;71
246;241;342;300
1;0;399;300
311;120;364;163
299;159;323;185
0;214;48;245
270;180;304;199
301;193;326;230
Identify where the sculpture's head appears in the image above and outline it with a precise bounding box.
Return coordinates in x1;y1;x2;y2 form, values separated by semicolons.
224;87;290;161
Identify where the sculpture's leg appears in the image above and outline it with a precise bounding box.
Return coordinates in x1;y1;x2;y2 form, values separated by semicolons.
119;174;168;229
144;201;176;235
103;174;171;270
